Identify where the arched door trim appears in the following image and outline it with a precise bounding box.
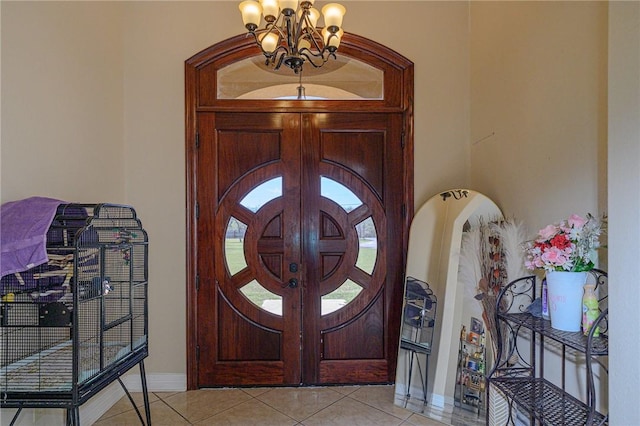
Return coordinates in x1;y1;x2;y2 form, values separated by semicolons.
185;32;414;389
186;32;413;111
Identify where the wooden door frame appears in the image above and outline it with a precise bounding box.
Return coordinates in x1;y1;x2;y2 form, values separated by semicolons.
185;32;414;390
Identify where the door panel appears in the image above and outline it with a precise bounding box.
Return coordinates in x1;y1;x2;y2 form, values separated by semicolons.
196;112;404;386
197;112;302;386
300;113;404;384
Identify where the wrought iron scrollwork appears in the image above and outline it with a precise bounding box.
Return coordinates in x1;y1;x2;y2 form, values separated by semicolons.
487;272;609;426
590;269;608;335
490;276;537;376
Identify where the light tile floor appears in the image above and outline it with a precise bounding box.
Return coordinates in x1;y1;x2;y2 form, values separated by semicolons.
94;385;480;426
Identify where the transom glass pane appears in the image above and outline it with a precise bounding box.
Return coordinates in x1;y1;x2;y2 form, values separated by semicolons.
240;177;282;212
322;279;363;315
217;55;383;100
240;280;283;316
356;217;377;274
225;217;248;275
320;177;362;211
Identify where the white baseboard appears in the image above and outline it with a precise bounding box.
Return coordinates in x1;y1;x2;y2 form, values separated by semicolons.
0;374;187;426
123;372;187;393
85;373;187;425
0;382;124;426
430;393;446;408
81;381;126;425
430;392;455;409
87;373;186;424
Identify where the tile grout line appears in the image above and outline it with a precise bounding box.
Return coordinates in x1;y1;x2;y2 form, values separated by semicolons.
251;387;342;425
98;387;474;425
149;392;197;425
344;393;412;423
295;389;351;425
160;389;266;425
189;388;301;425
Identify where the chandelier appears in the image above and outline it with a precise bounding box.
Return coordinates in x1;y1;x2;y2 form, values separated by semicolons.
239;0;346;74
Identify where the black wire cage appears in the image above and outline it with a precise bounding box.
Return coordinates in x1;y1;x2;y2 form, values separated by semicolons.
0;203;150;425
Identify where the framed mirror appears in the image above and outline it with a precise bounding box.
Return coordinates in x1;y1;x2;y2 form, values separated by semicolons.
394;189;502;424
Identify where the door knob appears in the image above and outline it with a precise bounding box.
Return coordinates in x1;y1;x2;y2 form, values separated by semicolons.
288;278;299;288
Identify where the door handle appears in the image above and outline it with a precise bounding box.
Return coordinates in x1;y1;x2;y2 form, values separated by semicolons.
287;278;299;288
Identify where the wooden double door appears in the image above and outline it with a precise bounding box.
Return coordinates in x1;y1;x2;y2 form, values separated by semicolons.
195;111;406;386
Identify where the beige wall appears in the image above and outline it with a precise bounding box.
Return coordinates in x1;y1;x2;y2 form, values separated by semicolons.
1;0;637;422
469;0;609;408
328;0;473;207
470;1;608;229
1;1;125;203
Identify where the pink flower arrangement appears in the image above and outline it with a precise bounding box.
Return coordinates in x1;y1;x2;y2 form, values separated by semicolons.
524;213;605;272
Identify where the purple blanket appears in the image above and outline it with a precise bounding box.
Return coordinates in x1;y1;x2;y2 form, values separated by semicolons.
1;197;65;277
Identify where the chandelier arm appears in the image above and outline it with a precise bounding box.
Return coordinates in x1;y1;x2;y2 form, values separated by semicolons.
310;32;325;53
300;21;325;53
300;44;336;61
267;45;291;68
256;19;287;45
325;31;339;47
296;5;309;39
246;30;260;43
301;8;328;54
250;28;289;66
263;26;286;41
273;51;287;70
247;31;275;64
298;49;329;68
